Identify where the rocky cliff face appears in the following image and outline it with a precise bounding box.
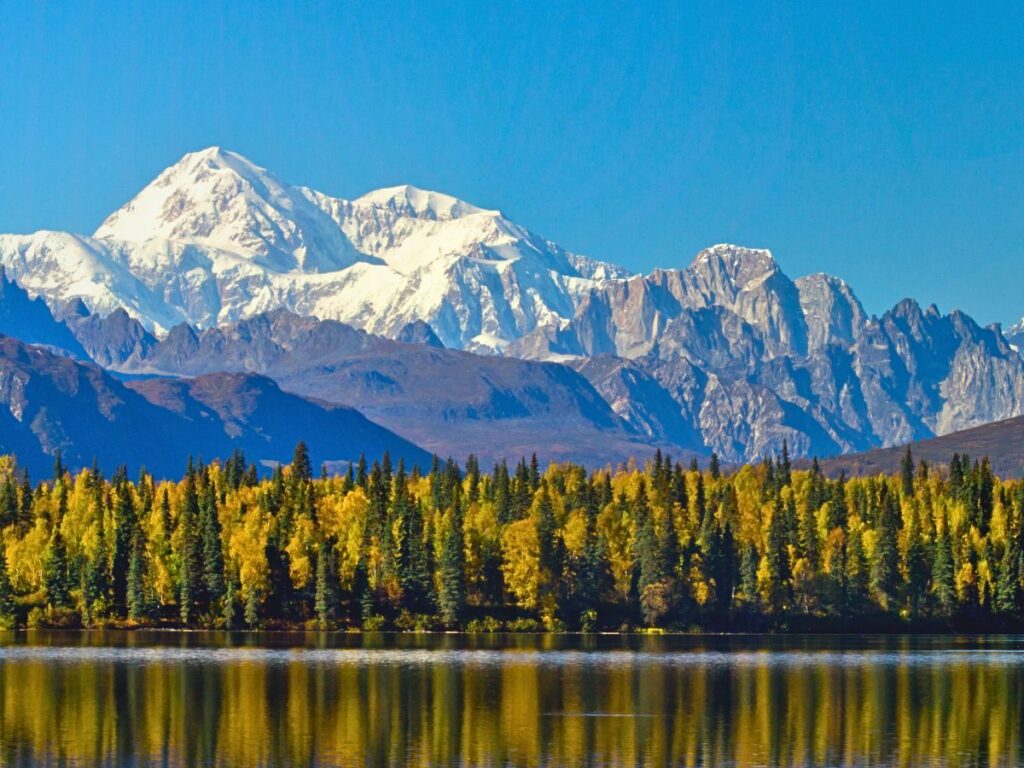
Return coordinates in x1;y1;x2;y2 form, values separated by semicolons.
519;245;1024;461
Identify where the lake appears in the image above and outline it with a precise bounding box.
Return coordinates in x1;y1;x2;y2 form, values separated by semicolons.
0;632;1021;766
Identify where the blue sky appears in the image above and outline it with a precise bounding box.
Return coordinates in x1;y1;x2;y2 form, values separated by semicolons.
2;1;1022;323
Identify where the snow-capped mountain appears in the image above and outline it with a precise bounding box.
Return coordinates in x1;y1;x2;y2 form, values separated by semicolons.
4;147;1024;464
0;147;628;351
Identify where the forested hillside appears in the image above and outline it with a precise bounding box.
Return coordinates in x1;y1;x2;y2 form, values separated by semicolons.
0;445;1020;631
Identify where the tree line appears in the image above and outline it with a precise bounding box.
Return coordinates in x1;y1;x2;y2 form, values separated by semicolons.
0;443;1021;630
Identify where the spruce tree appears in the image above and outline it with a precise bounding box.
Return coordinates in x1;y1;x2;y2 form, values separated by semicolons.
200;478;225;607
82;535;109;624
244;586;260;628
111;481;136;617
0;542;16;628
291;441;313;484
178;466;202;625
437;494;465;628
42;527;71;610
824;531;848;616
995;534;1021;614
314;540;337;629
932;524;957;616
709;453;720;481
536;482;562;582
845;528;870;614
900;446;915;497
870;485;901;610
0;475;16;528
126;533;147;622
739;543;760;610
633;479;662;592
223;577;237;630
765;496;792;614
396;471;432;613
904;509;930;616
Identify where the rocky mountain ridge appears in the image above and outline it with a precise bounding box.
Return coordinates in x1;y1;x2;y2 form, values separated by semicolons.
2;148;1022;463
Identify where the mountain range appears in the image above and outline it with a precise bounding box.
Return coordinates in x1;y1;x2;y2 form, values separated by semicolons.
0;328;428;479
1;147;1022;471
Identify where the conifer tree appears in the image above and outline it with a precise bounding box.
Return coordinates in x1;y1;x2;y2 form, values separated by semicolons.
314;540;337;629
111;480;136;617
291;441;313;484
845;528;870;614
42;526;71;609
709;452;720;480
824;530;848;616
127;533;147;622
200;477;225;607
437;494;465;627
19;470;33;526
0;475;16;528
738;543;760;610
633;479;662;592
82;534;109;624
765;497;792;614
244;585;260;628
932;524;957;616
223;577;237;630
178;465;202;625
396;470;432;613
871;485;901;610
900;446;915;497
996;533;1021;614
904;508;930;616
0;542;15;628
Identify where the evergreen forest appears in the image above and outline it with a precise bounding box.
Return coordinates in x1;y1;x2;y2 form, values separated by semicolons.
0;443;1021;632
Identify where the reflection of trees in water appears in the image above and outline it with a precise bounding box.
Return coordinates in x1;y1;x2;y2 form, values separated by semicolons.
0;654;1021;766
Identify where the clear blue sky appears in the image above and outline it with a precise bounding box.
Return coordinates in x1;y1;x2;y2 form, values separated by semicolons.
2;1;1022;324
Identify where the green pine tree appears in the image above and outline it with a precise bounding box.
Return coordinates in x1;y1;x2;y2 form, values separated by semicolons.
995;534;1021;614
904;510;930;617
42;526;71;610
200;478;225;607
244;586;260;628
111;481;136;617
178;467;202;625
0;542;16;628
396;471;432;613
932;524;957;616
900;446;915;497
314;540;337;629
291;441;313;483
739;543;760;611
437;494;466;628
870;485;901;610
223;576;237;630
765;497;792;614
126;533;147;622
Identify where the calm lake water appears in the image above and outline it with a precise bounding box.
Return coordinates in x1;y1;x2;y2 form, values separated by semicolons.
0;632;1021;767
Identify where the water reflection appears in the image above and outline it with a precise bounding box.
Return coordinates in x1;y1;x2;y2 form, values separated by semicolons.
0;633;1021;767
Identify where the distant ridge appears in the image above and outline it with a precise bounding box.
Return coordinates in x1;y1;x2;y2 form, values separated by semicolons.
820;415;1024;479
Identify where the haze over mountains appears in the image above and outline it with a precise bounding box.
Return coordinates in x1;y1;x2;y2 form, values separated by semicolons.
1;147;1023;471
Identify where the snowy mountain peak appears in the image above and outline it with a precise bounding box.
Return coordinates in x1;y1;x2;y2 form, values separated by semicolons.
94;147;360;273
354;185;492;221
2;147;625;346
